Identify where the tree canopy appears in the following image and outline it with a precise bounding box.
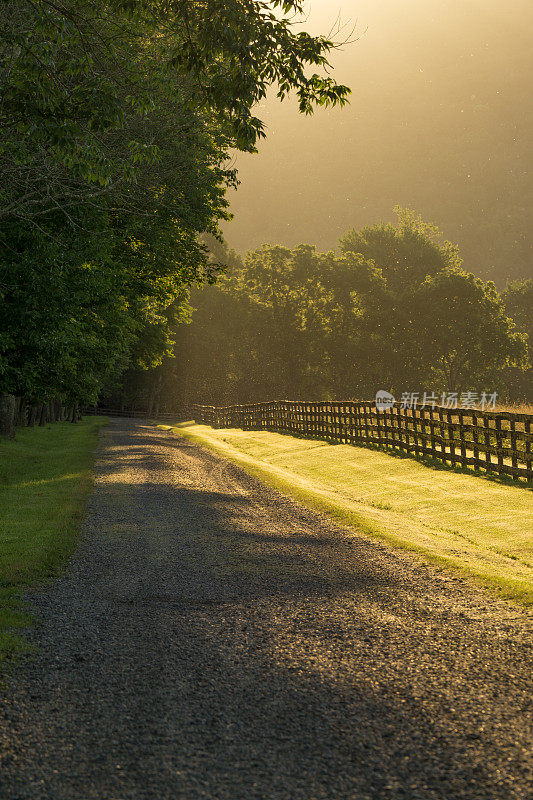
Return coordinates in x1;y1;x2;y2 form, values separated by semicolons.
1;0;349;223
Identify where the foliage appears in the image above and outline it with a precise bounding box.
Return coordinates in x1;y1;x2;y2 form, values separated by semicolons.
0;0;349;224
501;280;533;401
409;270;527;392
0;1;350;415
133;212;530;410
339;207;462;291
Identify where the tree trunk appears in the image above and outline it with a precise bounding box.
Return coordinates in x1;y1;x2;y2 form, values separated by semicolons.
28;406;38;427
149;370;163;419
14;396;21;427
39;404;48;426
18;400;29;427
0;394;16;438
71;403;79;423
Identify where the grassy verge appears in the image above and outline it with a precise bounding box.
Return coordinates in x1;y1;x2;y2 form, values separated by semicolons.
165;423;533;606
0;417;107;666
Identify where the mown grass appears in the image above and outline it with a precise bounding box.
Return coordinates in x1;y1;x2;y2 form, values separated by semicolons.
167;423;533;606
0;417;106;667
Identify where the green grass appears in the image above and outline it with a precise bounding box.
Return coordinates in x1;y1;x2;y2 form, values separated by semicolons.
0;417;107;666
166;423;533;606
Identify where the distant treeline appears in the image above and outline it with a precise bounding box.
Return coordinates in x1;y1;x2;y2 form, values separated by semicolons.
112;209;532;412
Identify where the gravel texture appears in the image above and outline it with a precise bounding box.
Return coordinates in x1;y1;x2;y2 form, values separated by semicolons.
0;418;531;800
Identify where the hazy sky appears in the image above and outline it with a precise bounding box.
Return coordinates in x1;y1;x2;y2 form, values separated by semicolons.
222;0;532;281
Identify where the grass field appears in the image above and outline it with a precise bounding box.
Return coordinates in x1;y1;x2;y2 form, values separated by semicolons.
168;423;533;605
0;417;106;666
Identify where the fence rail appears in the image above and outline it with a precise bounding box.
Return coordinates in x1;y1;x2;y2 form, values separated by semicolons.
83;406;192;421
194;401;533;482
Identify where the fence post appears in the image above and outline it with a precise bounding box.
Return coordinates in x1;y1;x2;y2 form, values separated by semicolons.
526;418;532;482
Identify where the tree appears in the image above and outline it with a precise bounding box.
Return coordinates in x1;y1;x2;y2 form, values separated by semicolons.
339;207;461;292
0;1;351;433
501;280;533;401
409;270;528;393
146;216;531;410
318;251;392;398
0;0;350;225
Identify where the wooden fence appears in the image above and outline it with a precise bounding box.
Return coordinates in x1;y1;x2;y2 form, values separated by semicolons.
194;400;533;482
83;406;192;422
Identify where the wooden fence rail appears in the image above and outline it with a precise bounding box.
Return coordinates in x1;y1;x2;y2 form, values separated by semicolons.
194;400;533;482
83;406;192;421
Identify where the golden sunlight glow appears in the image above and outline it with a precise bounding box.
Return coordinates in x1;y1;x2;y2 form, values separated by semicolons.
224;0;533;282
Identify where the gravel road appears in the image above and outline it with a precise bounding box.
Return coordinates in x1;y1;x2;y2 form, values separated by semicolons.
0;418;531;800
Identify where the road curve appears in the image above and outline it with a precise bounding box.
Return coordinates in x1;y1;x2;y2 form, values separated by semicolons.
0;418;531;800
